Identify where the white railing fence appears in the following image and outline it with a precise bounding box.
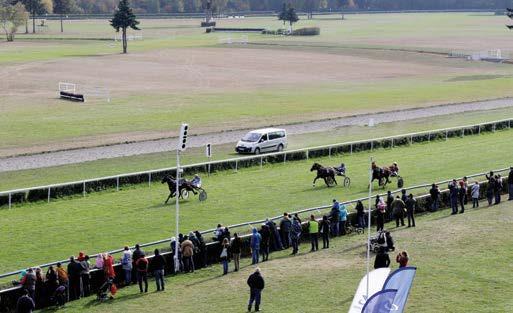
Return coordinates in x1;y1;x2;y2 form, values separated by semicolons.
1;118;512;209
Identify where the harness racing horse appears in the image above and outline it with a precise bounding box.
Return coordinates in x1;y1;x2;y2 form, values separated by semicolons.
311;163;338;187
161;175;197;203
370;167;392;188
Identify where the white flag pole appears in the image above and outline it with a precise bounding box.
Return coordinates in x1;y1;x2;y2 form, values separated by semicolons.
366;156;373;300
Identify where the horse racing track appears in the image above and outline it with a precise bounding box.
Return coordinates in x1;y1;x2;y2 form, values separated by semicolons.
0;129;511;276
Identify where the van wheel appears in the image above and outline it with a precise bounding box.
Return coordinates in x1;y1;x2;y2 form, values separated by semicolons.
277;144;283;152
254;148;260;155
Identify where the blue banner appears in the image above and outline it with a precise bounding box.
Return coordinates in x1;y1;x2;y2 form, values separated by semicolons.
361;289;398;313
382;267;417;313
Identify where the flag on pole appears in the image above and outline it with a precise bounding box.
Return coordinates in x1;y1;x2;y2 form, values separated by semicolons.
381;267;417;313
348;268;391;313
361;289;399;313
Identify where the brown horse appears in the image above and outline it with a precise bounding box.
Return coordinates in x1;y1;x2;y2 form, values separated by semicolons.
370;167;392;188
311;163;337;187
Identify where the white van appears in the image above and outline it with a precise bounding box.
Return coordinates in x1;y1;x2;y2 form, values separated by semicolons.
235;128;287;154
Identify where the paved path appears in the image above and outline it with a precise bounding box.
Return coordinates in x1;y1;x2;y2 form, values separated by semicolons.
1;98;512;172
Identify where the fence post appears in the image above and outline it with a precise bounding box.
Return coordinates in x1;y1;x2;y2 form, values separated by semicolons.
235;160;238;172
410;135;413;145
461;129;464;138
260;156;263;169
391;138;394;148
371;141;373;151
148;173;152;187
493;123;496;132
478;125;481;135
116;177;120;191
83;182;86;197
8;193;11;209
306;149;309;160
47;187;51;203
428;132;431;142
350;144;353;154
328;147;331;158
445;130;448;141
208;163;211;176
284;152;287;163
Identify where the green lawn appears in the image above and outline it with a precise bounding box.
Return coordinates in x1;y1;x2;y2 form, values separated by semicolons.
1;106;513;190
49;200;513;313
0;130;512;275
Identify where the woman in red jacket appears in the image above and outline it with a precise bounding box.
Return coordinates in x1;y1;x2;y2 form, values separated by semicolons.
103;253;116;279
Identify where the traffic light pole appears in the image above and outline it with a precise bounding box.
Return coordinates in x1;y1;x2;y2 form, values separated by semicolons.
174;149;181;273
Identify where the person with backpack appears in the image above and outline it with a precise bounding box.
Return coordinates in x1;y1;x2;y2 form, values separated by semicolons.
121;246;133;286
247;268;265;312
231;233;243;272
220;238;230;275
250;228;262;265
307;215;319;252
150;249;166;291
319;215;331;249
135;253;148;293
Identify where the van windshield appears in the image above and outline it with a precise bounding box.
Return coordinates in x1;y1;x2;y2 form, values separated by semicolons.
241;132;261;142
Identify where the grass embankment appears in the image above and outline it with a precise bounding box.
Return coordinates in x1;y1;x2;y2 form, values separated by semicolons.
0;130;512;274
49;200;513;313
1;106;513;190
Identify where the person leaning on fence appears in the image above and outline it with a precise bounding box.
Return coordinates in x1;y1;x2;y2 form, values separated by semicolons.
405;194;416;227
376;196;386;232
220;237;230;275
250;228;262;265
231;233;243;272
495;175;503;204
150;249;166;291
247;267;265;312
330;199;341;236
319;215;331;249
486;172;496;206
391;196;406;227
55;263;68;301
355;200;365;229
266;219;283;251
290;217;302;255
508;167;513;201
16;288;35;313
181;236;195;273
103;253;116;281
34;268;45;309
67;256;81;301
471;181;480;208
458;181;466;214
429;184;440;212
449;180;459;215
45;266;58;301
339;202;348;236
259;224;271;262
308;215;319;252
135;253;148;293
194;231;208;268
279;213;292;249
79;255;91;297
121;246;133;286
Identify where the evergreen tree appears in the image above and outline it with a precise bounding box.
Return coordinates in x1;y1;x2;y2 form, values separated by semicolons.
110;0;140;53
286;3;298;31
278;2;287;25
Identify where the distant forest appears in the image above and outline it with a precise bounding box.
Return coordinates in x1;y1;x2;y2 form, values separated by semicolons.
72;0;512;14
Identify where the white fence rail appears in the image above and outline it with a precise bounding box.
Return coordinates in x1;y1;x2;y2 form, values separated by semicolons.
1;118;512;209
0;166;509;282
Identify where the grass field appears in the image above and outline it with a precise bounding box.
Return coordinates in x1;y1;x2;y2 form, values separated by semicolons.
1;106;513;190
0;129;512;275
2;13;513;154
47;200;513;313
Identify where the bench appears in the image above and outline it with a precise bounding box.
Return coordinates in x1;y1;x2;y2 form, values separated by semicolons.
59;91;85;102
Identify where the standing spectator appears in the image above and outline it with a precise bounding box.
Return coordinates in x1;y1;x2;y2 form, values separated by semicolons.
429;184;440;212
508;167;513;201
471;181;480;208
495;175;503;204
220;238;230;275
259;224;271;262
194;231;208;268
45;266;58;299
307;215;319;252
266;219;283;251
449;180;459;215
231;233;243;272
250;228;262;265
121;246;133;286
405;194;416;227
400;189;407;202
391;196;406;227
135;253;148;293
376;196;386;232
189;232;201;269
386;191;394;220
181;236;195;273
150;249;166;291
374;246;391;269
16;289;35;313
103;253;116;280
396;251;409;268
458;181;466;214
79;255;91;297
319;215;331;249
462;176;469;204
279;213;292;249
34;268;45;309
55;263;68;301
67;256;81;301
339;202;348;236
486;172;496;206
170;237;182;272
132;244;144;263
355;200;365;229
290;217;302;255
213;224;224;241
247;268;265;312
330;199;340;236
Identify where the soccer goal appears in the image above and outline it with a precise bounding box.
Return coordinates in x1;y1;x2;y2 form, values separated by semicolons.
58;82;76;93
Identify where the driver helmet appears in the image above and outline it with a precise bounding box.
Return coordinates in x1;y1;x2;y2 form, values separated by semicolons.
393;162;397;166
194;174;200;178
341;163;345;167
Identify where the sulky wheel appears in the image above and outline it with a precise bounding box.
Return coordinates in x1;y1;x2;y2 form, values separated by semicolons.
199;190;207;201
180;189;190;199
343;176;351;188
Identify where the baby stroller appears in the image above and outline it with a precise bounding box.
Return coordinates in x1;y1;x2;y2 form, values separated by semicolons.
369;230;394;253
97;278;116;301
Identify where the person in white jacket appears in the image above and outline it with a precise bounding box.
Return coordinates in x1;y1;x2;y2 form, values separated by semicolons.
121;246;133;285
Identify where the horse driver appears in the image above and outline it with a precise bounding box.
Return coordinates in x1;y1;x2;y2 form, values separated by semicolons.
390;162;399;177
335;163;346;175
190;174;202;188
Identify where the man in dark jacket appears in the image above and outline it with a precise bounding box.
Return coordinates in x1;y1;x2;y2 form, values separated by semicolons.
259;225;271;262
449;180;459;215
279;213;291;249
330;199;340;236
67;256;82;301
386;191;394;220
247;268;265;312
16;289;35;313
405;194;416;227
374;246;390;269
150;249;166;291
508;167;513;201
391;196;406;227
429;184;440;212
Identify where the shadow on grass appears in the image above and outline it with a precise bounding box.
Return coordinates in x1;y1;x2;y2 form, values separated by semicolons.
83;291;146;307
